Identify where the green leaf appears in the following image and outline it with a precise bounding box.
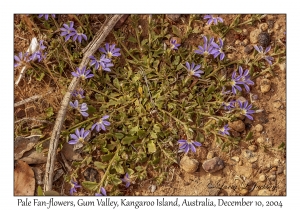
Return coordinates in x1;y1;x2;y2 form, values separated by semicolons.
94;161;108;170
153;124;161;133
110;175;122;185
207;84;215;95
36;72;45;81
82;181;99;191
137;130;146;139
113;78;120;89
245;131;253;141
147;140;156;154
44;190;60;196
121;136;138;145
101;153;114;162
115;162;125;174
150;131;157;139
172;25;182;38
37;186;44;196
233;28;242;33
88;105;96;115
114;132;124;139
128;35;137;43
45;107;54;118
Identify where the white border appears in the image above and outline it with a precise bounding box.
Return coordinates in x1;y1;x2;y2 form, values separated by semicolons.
3;0;298;209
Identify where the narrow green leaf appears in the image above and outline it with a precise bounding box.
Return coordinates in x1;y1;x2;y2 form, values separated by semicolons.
94;161;108;170
114;132;124;139
245;131;253;141
101;153;114;162
37;186;44;196
121;136;138;145
82;181;99;191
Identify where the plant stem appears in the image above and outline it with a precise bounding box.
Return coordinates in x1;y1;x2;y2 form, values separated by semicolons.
98;145;121;192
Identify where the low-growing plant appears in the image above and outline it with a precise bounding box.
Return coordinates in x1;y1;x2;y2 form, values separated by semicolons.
14;14;285;196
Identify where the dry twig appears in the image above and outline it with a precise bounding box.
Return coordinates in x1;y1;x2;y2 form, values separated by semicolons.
44;15;123;192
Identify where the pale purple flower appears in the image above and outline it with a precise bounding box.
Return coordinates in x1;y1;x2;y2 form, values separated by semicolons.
70;100;89;117
60;21;76;42
219;124;230;136
70;180;81;195
99;43;121;58
238;100;256;120
121;173;131;188
170;38;180;50
38;14;56;20
203;15;223;25
222;100;235;111
236;66;254;92
95;187;107;196
194;36;216;56
72;88;85;99
39;40;46;51
68;128;90;145
185;62;204;77
71;66;94;80
254;45;274;65
14;52;30;67
30;51;47;62
211;38;225;60
89;54;113;72
29;40;47;62
229;71;242;94
91;115;110;132
178;139;202;153
72;31;87;43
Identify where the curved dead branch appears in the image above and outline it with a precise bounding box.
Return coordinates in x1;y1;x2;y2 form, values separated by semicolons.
44;15;123;192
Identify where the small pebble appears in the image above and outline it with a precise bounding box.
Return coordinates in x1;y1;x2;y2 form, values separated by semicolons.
231;156;240;162
243;150;253;159
244;45;254;54
207;151;215;160
240;189;248;196
242;39;249;46
260;23;268;31
242;29;248;36
278;63;286;71
258;189;270;196
269;174;276;181
255;124;264;132
273;158;280;166
258;32;270;47
260;78;271;93
277;166;284;174
228;120;245;132
252;162;258;169
248;156;258;163
249;29;260;44
202;157;225;173
238;160;243;166
259;174;266;182
273;101;282;109
180;156;199;173
166;14;181;22
235;40;241;45
248;145;257;152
